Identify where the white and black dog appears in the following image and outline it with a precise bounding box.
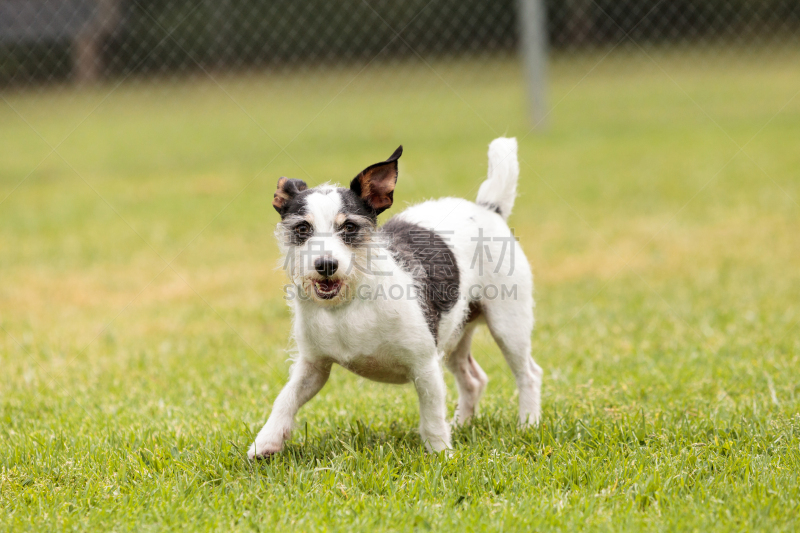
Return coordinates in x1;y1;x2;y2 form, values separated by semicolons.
248;137;542;459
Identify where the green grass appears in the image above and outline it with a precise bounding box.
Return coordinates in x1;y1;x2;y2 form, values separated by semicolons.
2;48;800;531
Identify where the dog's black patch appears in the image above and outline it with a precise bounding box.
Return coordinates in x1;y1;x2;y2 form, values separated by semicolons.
279;188;313;219
336;188;379;247
277;188;315;247
381;218;460;343
477;201;503;216
337;188;378;223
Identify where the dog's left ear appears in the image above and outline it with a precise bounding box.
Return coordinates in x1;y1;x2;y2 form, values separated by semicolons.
350;146;402;215
273;177;308;216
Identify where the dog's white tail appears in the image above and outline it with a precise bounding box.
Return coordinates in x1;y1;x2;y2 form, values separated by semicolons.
476;137;519;221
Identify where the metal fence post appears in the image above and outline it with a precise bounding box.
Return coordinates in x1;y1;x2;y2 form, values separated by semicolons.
517;0;548;129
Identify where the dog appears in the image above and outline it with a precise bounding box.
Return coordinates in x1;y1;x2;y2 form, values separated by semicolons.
248;137;542;459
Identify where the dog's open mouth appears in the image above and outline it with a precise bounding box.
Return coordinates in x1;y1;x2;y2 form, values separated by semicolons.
312;278;343;300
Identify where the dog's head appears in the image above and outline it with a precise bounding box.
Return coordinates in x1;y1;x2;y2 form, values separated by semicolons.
273;146;402;306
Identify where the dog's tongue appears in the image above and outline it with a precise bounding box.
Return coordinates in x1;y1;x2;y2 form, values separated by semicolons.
318;279;338;292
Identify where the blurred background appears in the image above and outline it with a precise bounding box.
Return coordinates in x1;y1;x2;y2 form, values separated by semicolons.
2;0;800;483
2;2;800;528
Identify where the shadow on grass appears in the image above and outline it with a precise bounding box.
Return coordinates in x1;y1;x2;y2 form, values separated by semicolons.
247;412;540;468
264;418;424;466
242;405;785;469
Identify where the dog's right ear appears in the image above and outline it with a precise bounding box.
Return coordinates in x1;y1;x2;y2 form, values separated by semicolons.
350;146;402;215
272;177;308;216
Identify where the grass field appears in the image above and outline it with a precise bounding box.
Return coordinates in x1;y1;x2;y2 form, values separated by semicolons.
2;48;800;531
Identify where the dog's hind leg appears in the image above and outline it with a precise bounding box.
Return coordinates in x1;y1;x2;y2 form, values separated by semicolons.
445;324;488;426
482;294;542;426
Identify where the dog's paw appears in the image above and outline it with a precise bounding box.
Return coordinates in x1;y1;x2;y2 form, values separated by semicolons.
247;436;284;460
518;411;541;428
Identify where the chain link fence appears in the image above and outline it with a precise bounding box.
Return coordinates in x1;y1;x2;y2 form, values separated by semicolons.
2;1;799;100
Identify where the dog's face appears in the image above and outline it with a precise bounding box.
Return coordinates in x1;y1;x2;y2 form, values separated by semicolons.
272;147;402;306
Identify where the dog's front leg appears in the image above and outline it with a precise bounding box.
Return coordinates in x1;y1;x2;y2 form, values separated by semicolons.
248;358;331;460
413;358;451;453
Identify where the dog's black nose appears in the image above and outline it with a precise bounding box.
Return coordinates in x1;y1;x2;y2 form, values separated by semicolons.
314;257;338;277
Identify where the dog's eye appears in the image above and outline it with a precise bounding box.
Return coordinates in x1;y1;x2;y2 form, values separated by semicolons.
294;223;312;237
343;222;358;234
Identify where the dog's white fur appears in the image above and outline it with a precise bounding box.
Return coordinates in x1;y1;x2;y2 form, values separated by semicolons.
248;137;541;458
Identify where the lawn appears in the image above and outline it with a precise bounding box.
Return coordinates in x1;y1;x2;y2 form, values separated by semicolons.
1;48;800;531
